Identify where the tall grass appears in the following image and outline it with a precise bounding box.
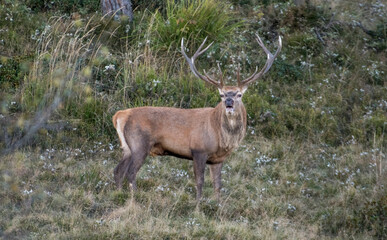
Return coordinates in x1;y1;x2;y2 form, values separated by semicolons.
21;16;100;111
153;0;241;51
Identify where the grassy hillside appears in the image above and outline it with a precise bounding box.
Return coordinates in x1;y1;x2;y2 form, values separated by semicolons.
0;0;386;239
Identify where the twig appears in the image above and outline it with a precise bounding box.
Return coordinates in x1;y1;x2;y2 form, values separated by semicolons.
357;22;378;37
314;28;325;45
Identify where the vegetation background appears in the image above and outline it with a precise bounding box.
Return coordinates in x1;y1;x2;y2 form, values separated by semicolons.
0;0;386;239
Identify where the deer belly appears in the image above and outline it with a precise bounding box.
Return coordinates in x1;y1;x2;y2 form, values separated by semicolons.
150;141;192;159
149;143;165;156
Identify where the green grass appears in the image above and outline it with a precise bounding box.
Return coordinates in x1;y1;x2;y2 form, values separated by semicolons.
0;0;386;239
152;0;242;51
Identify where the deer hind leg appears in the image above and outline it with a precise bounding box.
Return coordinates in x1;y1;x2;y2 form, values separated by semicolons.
114;118;132;189
124;149;148;191
209;162;223;202
114;150;131;189
124;133;151;191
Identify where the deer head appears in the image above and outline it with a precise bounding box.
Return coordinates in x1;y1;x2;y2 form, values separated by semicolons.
181;34;282;116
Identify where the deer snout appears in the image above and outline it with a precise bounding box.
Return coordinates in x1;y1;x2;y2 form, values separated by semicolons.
225;98;235;113
225;98;234;107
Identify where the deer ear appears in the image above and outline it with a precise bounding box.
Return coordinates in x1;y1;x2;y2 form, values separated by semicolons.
241;85;248;94
218;88;223;95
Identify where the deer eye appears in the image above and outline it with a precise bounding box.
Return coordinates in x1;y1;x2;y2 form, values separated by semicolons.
220;94;225;98
237;94;242;98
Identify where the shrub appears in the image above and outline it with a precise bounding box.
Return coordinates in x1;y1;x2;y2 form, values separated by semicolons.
354;193;387;238
26;0;100;14
272;59;304;84
0;1;42;56
0;57;23;90
152;0;241;52
287;32;323;57
363;20;387;52
281;4;327;31
131;0;166;12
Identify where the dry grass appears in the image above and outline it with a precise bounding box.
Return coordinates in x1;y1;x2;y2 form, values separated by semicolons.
0;0;386;239
1;135;385;239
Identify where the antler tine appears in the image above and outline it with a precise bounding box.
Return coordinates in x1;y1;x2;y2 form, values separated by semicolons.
239;35;282;87
203;69;219;85
181;37;222;88
217;62;224;87
257;34;282;74
255;34;272;58
193;37;214;57
181;38;196;75
238;66;258;87
236;63;241;86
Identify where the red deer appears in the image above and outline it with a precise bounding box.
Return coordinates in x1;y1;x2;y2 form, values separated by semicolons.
112;34;282;200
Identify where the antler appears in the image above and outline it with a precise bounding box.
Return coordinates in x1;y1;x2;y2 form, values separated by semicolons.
238;34;282;88
181;37;223;88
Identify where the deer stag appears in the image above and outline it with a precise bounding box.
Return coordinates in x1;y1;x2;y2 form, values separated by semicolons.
113;34;282;200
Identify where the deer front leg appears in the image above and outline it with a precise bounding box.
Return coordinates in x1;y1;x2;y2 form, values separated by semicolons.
192;151;207;201
209;162;223;202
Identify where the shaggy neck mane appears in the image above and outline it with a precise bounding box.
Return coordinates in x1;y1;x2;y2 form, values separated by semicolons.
213;103;246;151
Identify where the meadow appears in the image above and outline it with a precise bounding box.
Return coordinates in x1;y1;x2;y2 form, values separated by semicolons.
0;0;386;239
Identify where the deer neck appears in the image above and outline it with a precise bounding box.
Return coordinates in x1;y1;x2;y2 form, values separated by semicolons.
213;103;246;151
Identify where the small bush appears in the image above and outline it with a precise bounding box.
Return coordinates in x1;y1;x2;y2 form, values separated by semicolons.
272;59;304;84
282;4;327;31
0;58;22;90
363;20;387;52
320;191;387;238
26;0;100;14
152;0;241;51
354;193;387;238
287;32;323;57
131;0;166;12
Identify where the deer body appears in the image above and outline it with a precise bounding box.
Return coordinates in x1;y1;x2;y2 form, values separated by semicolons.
113;35;281;200
114;104;246;161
